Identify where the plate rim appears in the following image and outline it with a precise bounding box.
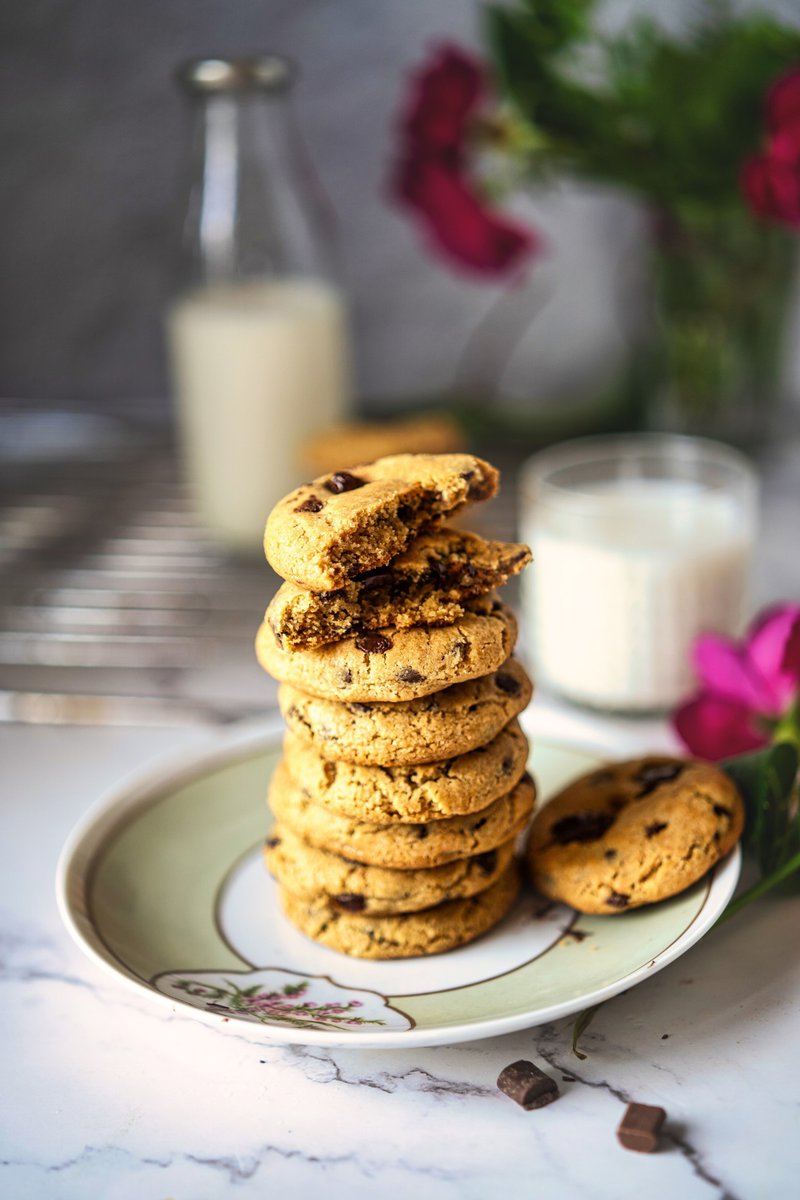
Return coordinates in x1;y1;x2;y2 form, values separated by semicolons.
56;718;741;1048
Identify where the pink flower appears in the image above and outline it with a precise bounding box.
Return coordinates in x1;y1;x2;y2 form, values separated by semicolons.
742;66;800;227
391;43;538;276
673;605;800;760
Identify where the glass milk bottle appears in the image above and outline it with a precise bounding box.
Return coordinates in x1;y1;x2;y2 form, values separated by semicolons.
167;56;351;553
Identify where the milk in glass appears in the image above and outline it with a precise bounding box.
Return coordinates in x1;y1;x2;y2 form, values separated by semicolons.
521;439;757;711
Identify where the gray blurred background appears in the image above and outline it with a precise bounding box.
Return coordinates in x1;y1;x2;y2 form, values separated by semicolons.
2;0;798;418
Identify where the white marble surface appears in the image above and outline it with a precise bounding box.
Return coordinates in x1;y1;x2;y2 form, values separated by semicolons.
3;713;800;1200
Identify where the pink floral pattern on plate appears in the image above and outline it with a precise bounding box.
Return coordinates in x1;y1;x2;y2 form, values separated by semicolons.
152;967;414;1032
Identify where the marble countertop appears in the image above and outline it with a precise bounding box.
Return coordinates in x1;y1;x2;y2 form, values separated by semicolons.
3;707;800;1200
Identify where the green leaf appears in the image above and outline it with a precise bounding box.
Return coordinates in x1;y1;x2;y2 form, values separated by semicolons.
719;740;800;921
571;1002;602;1059
718;848;800;924
722;741;799;874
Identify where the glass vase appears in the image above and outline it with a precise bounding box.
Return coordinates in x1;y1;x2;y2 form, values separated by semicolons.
644;207;795;446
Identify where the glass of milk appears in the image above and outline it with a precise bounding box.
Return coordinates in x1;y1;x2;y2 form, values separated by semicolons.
520;434;759;712
167;56;351;554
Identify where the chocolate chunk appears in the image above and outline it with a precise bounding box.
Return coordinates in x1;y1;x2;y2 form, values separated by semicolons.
333;893;366;912
355;632;393;654
497;1060;559;1111
397;666;425;683
606;890;630;908
551;811;615;844
713;803;731;818
635;761;684;796
397;503;414;521
475;850;497;875
353;567;394;590
325;470;365;494
460;470;475;482
338;668;353;686
495;672;521;696
645;821;668;838
616;1102;666;1153
294;496;324;513
322;760;337;784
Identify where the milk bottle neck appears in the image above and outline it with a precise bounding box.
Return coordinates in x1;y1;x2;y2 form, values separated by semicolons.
178;56;337;290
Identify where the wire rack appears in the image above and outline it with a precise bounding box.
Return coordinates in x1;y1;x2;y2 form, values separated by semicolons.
0;408;520;726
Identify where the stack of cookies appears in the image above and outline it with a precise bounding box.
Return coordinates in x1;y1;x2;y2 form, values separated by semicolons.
256;453;534;959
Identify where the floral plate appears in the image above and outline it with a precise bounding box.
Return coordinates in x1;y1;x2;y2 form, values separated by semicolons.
57;721;740;1048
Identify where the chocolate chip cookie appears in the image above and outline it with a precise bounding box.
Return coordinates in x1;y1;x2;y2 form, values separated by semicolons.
278;862;521;958
266;528;531;650
265;824;516;915
526;756;744;914
269;760;535;869
263;453;498;591
278;658;533;765
256;593;517;703
282;720;529;822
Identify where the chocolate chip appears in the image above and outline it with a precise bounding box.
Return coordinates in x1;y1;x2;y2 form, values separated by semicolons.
265;836;281;849
497;1061;559;1111
414;825;429;839
475;850;497;875
606;891;630;908
294;496;324;513
645;821;668;838
472;817;488;830
325;471;365;494
604;848;617;860
589;769;615;784
551;811;615;844
460;470;475;481
635;761;685;796
713;804;732;818
333;893;366;912
501;755;514;774
495;672;521;696
397;667;425;683
460;563;477;582
347;702;370;713
353;567;394;590
398;503;414;521
616;1102;666;1153
355;632;393;654
338;668;353;686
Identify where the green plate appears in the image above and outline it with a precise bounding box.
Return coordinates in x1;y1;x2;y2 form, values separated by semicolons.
57;722;739;1047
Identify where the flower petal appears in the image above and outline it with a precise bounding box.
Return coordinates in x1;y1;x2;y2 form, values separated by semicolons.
394;156;537;275
693;632;773;710
766;67;800;135
673;692;769;761
747;604;800;712
741;154;800;228
399;44;486;155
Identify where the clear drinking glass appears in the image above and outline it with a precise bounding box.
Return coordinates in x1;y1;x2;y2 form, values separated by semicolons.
166;56;351;554
519;434;759;712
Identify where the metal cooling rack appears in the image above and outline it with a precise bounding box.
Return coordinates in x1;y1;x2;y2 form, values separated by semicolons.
0;408;520;727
